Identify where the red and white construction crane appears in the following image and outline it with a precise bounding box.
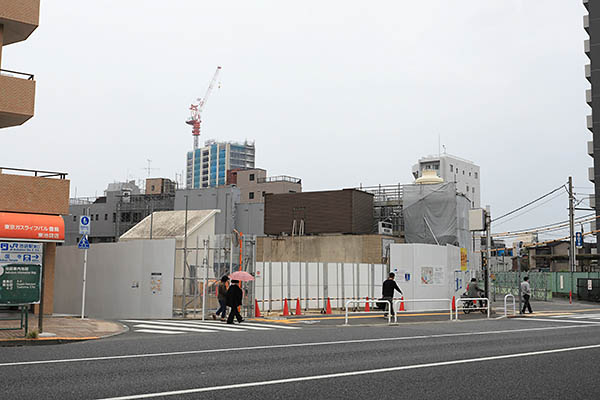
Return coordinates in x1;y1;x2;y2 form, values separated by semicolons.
186;66;222;150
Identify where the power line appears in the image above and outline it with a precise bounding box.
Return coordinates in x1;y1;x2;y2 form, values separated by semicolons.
492;184;566;223
493;191;566;228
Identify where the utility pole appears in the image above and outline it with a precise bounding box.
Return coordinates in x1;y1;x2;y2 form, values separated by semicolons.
485;205;492;301
568;176;576;297
183;195;189;318
569;177;575;273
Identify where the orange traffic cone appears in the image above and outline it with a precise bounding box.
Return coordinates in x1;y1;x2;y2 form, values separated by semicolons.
295;298;302;316
254;299;262;318
452;296;456;311
326;297;332;314
400;296;405;311
283;298;290;316
365;296;370;312
569;291;572;304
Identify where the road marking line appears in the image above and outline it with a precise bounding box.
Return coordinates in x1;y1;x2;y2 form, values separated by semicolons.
227;321;300;330
122;320;223;333
134;329;183;335
96;343;600;399
175;321;272;331
1;324;597;368
515;318;600;325
154;321;247;332
132;324;218;333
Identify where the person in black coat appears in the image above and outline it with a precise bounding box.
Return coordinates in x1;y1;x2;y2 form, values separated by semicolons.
226;279;244;324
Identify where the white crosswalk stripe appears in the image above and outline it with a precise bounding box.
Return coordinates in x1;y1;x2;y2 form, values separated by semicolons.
121;319;300;336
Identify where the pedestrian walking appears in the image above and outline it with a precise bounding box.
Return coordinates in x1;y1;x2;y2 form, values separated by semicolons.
382;272;403;317
213;275;229;321
226;279;244;324
521;276;533;314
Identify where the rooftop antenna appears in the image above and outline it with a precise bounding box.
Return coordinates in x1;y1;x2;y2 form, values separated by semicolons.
142;159;159;177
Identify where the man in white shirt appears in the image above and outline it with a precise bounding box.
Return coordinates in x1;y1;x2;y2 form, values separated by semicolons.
520;276;532;314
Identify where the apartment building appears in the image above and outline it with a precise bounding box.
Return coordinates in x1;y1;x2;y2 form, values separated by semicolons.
228;168;302;204
412;154;481;208
186;140;255;189
1;1;71;315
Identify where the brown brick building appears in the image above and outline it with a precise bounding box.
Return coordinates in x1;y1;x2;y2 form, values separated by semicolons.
1;1;70;316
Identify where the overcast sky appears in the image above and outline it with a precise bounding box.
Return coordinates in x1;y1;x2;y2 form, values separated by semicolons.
1;0;592;239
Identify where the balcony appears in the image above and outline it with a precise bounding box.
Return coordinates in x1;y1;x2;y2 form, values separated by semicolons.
585;39;591;59
587;114;593;132
0;69;35;128
0;0;40;45
584;15;590;34
587;89;592;105
586;64;591;83
589;166;595;183
590;195;596;210
584;0;589;11
0;167;70;215
588;140;594;157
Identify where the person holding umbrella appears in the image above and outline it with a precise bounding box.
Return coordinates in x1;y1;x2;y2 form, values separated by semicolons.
226;279;244;324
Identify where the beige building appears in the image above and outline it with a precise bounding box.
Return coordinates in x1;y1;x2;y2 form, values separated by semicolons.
230;168;302;204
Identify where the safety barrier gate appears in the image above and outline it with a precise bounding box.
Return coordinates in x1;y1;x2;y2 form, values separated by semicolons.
504;294;516;317
344;299;392;325
392;298;454;323
453;297;490;320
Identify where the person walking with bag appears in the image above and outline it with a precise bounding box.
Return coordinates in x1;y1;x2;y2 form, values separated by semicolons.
226;279;244;324
213;276;229;321
382;272;403;317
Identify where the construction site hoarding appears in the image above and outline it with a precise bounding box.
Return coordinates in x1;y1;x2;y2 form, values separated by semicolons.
264;189;374;236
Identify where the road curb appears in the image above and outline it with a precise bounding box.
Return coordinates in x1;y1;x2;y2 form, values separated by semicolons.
0;321;129;346
0;336;100;347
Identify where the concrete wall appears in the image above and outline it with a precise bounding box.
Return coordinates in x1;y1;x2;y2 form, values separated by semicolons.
175;187;239;234
235;203;264;236
54;239;176;319
257;234;402;263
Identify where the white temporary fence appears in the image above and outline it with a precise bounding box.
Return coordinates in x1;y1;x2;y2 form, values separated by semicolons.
344;299;392;325
504;293;516;317
392;298;454;323
255;262;388;313
453;297;490;320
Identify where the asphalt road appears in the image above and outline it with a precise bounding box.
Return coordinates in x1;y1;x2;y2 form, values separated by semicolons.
2;315;600;399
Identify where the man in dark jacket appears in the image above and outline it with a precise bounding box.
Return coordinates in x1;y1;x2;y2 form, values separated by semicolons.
226;279;244;324
382;272;403;316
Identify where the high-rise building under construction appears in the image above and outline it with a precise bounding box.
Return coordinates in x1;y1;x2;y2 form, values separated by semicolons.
186;140;255;189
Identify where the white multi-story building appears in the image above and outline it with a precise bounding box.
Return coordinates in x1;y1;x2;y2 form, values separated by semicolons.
186;140;255;189
412;154;481;208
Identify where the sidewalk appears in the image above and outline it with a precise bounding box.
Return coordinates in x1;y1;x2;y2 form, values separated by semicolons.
492;297;600;316
0;314;126;346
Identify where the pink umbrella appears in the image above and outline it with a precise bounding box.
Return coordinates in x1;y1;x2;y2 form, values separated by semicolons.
229;271;255;281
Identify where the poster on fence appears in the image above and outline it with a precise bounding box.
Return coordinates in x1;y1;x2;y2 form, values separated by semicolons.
420;266;444;285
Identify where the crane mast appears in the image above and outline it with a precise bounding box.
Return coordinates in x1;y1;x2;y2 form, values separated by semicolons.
186;66;221;150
